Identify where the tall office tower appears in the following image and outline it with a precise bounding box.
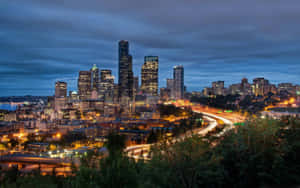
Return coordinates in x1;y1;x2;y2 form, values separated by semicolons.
55;81;67;98
90;64;99;90
240;78;252;96
141;56;159;96
212;81;225;96
228;84;241;95
118;40;134;101
100;69;112;82
160;87;170;101
167;78;175;99
99;69;115;102
173;65;184;99
78;71;92;100
253;78;270;96
133;76;139;97
113;84;119;103
54;81;67;112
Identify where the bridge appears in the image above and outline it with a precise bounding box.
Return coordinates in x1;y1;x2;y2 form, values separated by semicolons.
0;154;72;176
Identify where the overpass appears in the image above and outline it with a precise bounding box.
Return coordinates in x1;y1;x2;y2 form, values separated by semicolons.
0;154;72;176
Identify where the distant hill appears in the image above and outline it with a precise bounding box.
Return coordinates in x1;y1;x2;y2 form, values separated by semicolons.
0;96;48;103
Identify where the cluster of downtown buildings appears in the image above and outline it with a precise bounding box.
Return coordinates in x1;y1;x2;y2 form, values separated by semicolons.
201;78;300;98
0;41;186;166
52;40;184;118
1;41;300;175
50;40;185;114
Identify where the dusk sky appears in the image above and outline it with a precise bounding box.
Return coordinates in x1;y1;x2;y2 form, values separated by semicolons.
1;0;300;96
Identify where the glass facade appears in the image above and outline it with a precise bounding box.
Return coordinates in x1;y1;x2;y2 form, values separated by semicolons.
141;56;159;96
55;81;67;98
78;71;91;100
173;65;184;99
118;40;133;100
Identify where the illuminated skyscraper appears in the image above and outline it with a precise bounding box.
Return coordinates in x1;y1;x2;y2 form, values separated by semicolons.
212;81;225;96
141;56;159;96
78;71;91;100
55;81;67;98
90;64;99;90
54;81;67;112
167;78;175;99
253;78;270;96
118;40;133;100
101;69;112;82
241;78;252;95
160;87;170;101
173;65;184;99
99;69;115;102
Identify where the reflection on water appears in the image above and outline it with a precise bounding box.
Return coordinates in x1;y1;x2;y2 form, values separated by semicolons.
0;104;18;111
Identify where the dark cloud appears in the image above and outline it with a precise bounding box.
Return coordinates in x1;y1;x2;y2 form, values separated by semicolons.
0;0;300;96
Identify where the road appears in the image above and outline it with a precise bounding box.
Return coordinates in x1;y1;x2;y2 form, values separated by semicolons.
125;110;234;160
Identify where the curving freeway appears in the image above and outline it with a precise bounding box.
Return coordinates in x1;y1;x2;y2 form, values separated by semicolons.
125;110;234;160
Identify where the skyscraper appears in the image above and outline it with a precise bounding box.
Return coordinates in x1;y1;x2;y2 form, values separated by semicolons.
54;81;67;112
253;78;270;96
118;40;133;100
99;69;115;102
173;65;184;99
241;78;252;95
55;81;67;98
212;81;225;95
100;69;112;82
141;56;159;96
90;64;99;91
78;71;91;100
167;78;175;99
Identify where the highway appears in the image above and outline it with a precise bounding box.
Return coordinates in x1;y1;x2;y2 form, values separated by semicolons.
125;110;234;160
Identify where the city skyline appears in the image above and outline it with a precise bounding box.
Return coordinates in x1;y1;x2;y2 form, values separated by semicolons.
1;0;300;96
2;1;300;186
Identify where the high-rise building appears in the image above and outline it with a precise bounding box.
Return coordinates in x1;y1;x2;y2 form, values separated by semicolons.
90;64;99;90
99;69;115;102
101;69;112;82
167;78;175;99
54;81;67;112
141;56;159;96
118;40;134;100
228;84;241;95
253;78;270;96
78;71;92;100
113;84;119;103
55;81;67;98
173;65;184;99
240;78;252;95
203;87;213;97
160;87;170;101
212;81;225;96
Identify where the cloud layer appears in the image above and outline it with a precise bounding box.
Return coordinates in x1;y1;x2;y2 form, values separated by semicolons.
0;0;300;96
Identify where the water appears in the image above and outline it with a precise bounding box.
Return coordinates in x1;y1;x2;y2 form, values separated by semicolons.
0;103;18;111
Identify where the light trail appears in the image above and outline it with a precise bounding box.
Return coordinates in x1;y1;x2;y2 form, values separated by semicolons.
125;110;234;160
